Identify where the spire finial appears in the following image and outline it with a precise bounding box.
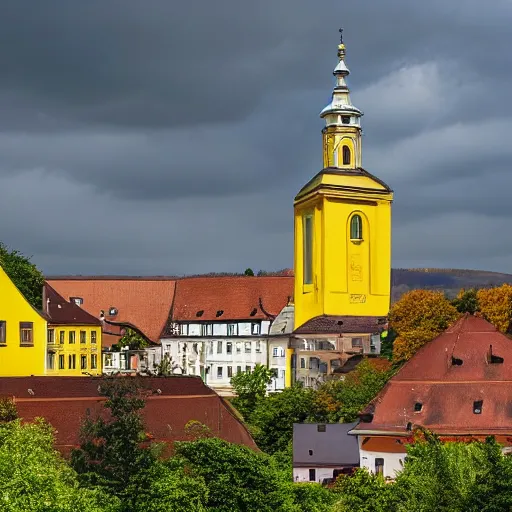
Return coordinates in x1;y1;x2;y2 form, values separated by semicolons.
339;27;344;45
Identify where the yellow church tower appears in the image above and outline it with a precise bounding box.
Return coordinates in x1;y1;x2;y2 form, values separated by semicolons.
293;30;394;330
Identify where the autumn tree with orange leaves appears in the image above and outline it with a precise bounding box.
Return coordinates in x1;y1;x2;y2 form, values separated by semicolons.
477;284;512;333
389;290;460;362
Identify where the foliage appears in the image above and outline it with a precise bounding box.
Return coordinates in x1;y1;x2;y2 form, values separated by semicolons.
244;268;255;276
477;284;512;333
332;469;395;512
117;327;148;350
71;377;159;507
451;288;479;315
312;359;394;423
175;437;298;512
152;353;176;376
132;459;208;512
0;419;119;512
292;483;337;512
0;242;45;310
250;384;314;454
389;290;459;362
0;397;18;422
230;363;274;420
184;420;213;440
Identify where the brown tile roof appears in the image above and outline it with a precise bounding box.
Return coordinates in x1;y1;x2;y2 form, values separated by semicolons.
354;314;512;436
169;276;294;323
43;284;101;326
1;376;257;452
46;278;176;344
294;315;387;335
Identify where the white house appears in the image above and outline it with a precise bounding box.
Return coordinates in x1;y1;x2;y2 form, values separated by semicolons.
267;303;294;391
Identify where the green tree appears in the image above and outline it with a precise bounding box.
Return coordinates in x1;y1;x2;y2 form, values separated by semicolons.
0;419;119;512
0;242;44;310
292;483;337;512
175;437;298;512
117;327;148;350
0;397;18;422
132;459;208;512
452;288;479;315
312;359;394;423
230;364;274;420
250;384;314;454
477;284;512;333
244;268;255;276
71;377;159;508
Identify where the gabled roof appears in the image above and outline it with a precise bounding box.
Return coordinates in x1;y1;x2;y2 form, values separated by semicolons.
169;276;294;323
353;314;512;436
294;315;386;335
43;283;101;326
293;422;359;466
269;304;295;336
45;277;176;344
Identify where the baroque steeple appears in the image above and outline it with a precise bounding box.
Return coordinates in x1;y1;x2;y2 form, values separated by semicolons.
320;30;363;169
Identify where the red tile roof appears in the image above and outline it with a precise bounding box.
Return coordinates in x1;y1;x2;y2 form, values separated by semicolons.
46;278;176;345
43;284;101;326
169;276;294;323
354;314;512;436
1;376;257;451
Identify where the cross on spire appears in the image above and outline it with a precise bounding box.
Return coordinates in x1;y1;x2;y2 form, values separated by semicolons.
339;28;343;44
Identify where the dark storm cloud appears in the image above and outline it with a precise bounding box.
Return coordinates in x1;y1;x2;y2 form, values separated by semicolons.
1;0;512;275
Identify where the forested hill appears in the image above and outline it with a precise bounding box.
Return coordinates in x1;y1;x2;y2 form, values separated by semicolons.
392;268;512;302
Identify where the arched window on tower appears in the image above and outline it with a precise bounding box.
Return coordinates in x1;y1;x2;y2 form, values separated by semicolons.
342;145;351;166
350;214;363;241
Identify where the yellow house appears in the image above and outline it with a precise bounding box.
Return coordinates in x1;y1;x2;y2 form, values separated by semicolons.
293;32;393;330
0;265;47;376
43;284;102;376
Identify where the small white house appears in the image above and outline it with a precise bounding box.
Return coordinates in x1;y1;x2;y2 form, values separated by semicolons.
293;422;360;484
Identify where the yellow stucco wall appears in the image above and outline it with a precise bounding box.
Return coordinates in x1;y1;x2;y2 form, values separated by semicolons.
0;266;47;376
293;172;393;330
46;325;102;376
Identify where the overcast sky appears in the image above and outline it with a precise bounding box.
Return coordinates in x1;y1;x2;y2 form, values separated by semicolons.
1;0;512;276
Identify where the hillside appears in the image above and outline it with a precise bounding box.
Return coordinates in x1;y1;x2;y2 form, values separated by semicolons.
391;268;512;302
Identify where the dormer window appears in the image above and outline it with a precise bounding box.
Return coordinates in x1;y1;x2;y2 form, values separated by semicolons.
250;308;258;317
70;297;83;306
342;145;351;165
196;310;204;318
473;400;483;414
414;402;423;412
108;307;118;317
216;310;224;318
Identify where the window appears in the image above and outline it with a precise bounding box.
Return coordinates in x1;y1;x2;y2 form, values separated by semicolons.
226;342;232;354
80;331;86;344
217;366;223;378
68;331;76;344
59;331;65;344
309;449;313;456
273;347;279;357
342;145;351;165
91;331;97;344
375;458;384;475
252;323;260;335
236;342;242;354
59;354;65;369
206;324;213;336
68;354;76;370
71;297;83;306
317;424;326;432
227;366;233;378
342;116;350;124
104;353;113;367
255;340;261;353
414;402;423;412
227;324;237;336
20;322;33;345
81;354;87;370
300;357;306;369
245;342;251;353
47;352;55;370
309;469;316;482
209;341;213;354
91;354;97;370
473;400;483;414
47;329;55;344
350;214;363;240
217;341;222;353
180;324;188;336
0;321;5;344
303;215;313;285
351;337;363;348
237;366;242;375
246;365;251;373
